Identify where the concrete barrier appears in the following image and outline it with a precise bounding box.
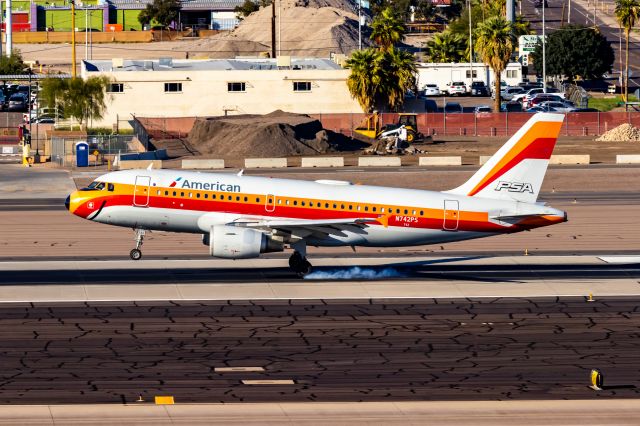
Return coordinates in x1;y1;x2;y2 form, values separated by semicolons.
419;156;462;166
358;157;401;167
118;160;162;170
244;158;287;168
181;159;225;169
479;156;492;165
616;154;640;164
301;157;344;168
549;155;590;165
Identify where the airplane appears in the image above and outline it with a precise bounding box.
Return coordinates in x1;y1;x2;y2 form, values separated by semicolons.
65;112;567;276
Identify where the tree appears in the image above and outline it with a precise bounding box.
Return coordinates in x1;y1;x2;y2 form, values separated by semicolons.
474;16;515;112
137;0;180;28
424;31;467;63
370;7;406;51
380;48;417;110
530;25;614;83
234;0;259;20
346;48;382;113
0;52;28;75
41;77;111;126
615;0;640;102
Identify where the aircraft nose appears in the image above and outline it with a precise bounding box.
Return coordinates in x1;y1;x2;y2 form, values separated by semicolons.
65;195;70;211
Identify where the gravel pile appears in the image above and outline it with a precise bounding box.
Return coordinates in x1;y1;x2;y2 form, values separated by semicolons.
596;123;640;141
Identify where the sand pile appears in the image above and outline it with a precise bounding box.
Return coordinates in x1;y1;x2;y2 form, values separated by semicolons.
188;110;336;158
596;123;640;141
179;5;369;58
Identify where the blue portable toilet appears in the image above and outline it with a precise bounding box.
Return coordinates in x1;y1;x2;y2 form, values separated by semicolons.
75;141;89;167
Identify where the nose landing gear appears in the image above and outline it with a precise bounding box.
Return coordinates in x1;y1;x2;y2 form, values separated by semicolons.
130;229;145;260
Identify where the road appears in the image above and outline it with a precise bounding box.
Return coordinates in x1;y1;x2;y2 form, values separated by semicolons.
0;296;638;404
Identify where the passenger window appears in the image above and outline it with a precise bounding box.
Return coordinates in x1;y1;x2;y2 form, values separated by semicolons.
212;194;217;199
108;183;115;192
364;206;369;212
256;198;261;202
172;191;176;196
420;210;424;216
236;196;240;201
341;204;345;209
164;191;168;196
349;205;353;210
156;190;161;195
189;193;193;198
372;207;377;212
278;200;282;204
357;206;361;211
325;203;329;208
309;202;314;207
412;210;416;215
204;194;208;199
381;207;385;213
244;196;248;202
286;200;290;205
404;209;408;214
180;192;184;197
196;193;201;198
228;195;232;200
332;204;337;209
293;200;298;206
301;201;306;206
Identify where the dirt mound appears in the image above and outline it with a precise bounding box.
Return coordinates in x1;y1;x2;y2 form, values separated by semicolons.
596;123;640;141
179;6;370;58
188;111;336;158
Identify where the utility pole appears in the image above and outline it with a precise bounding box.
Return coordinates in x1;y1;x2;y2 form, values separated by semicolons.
71;0;76;78
568;0;571;24
278;0;281;56
358;0;361;50
542;0;546;93
468;0;473;87
506;0;515;22
85;6;88;60
271;0;276;58
6;0;12;56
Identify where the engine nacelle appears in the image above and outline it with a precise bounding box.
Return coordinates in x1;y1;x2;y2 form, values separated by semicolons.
207;225;283;259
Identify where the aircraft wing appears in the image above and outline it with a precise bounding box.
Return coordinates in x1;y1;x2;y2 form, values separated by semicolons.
231;217;376;239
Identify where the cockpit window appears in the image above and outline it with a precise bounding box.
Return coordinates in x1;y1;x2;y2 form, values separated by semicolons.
81;181;106;191
108;183;114;192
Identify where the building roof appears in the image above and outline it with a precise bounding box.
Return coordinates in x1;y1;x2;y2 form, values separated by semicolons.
105;0;242;10
84;58;343;72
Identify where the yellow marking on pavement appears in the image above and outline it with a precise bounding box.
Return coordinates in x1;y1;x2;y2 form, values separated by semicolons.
154;396;175;405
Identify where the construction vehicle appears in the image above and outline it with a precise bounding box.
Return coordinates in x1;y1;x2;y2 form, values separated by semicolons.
354;113;427;143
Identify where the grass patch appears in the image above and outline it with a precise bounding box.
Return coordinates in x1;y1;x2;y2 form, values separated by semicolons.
588;95;638;112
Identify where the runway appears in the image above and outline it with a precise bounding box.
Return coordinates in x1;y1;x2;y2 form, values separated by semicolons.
0;296;638;404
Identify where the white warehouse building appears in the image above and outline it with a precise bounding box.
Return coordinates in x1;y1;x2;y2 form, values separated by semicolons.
416;62;524;92
81;57;363;128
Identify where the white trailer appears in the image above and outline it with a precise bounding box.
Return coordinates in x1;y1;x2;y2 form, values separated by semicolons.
416;62;523;93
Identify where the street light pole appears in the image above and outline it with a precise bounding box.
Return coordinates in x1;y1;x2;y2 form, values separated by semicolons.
542;0;546;93
71;0;76;78
468;0;473;88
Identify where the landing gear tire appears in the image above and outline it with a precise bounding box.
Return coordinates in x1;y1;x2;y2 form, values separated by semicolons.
289;251;312;277
130;248;142;261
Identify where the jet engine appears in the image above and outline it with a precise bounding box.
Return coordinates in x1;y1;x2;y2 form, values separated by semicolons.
203;225;283;259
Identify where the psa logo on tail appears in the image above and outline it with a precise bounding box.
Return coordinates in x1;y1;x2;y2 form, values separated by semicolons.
495;181;534;193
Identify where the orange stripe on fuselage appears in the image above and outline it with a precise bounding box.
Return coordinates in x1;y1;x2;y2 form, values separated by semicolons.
468;120;563;196
71;183;554;233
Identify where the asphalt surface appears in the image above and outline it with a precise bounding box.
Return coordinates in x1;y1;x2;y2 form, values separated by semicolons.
0;297;638;404
1;260;639;284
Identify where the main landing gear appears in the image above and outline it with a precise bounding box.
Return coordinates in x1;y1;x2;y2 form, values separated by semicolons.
130;229;145;260
288;241;312;277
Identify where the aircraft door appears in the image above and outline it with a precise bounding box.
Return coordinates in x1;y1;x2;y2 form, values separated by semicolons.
265;194;276;213
443;200;459;231
133;175;151;207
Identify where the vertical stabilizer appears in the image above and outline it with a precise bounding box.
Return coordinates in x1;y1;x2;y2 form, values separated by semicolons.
446;112;564;203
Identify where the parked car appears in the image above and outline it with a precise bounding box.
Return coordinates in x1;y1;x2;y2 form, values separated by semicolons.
538;101;576;113
474;105;492;114
444;102;463;113
470;81;489;96
501;101;523;112
527;94;567;109
513;87;560;104
444;81;467;96
422;83;441;97
35;117;56;124
7;94;28;112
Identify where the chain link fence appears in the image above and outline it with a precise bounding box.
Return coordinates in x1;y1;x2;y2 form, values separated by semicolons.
51;135;138;167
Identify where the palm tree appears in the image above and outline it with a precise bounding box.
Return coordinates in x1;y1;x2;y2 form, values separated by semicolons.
474;16;515;112
424;32;467;63
370;7;406;51
381;48;417;111
615;0;640;102
345;48;383;113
